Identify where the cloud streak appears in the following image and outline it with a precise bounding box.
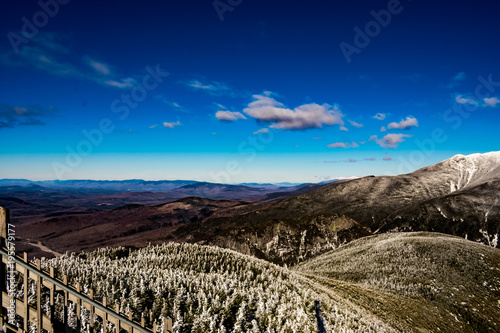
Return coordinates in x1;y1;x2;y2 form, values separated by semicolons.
369;133;411;149
253;128;269;134
443;71;466;89
327;141;359;149
0;104;56;129
348;120;363;128
155;95;189;113
1;33;138;89
387;116;418;130
215;110;247;121
183;79;238;97
163;121;182;128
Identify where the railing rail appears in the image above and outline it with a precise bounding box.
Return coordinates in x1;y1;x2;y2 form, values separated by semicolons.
0;206;172;333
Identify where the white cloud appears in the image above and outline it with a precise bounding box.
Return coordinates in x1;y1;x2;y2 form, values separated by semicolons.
370;133;411;149
327;141;359;149
454;94;500;108
483;97;500;107
455;95;477;105
243;93;345;130
373;113;386;120
163;121;181;128
380;126;387;132
348;120;363;128
253;128;269;134
215;110;247;121
387;116;418;130
383;157;393;161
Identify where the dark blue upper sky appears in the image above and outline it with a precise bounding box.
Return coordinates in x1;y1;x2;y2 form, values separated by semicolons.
1;0;499;182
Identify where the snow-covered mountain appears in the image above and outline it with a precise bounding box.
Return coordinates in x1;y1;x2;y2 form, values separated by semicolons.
172;151;500;263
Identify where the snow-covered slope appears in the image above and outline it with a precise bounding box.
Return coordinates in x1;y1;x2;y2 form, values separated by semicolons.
416;151;500;192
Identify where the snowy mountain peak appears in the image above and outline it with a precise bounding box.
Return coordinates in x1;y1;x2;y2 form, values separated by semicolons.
443;151;500;192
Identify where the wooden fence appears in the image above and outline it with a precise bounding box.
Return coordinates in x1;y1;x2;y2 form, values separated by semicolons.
0;207;172;333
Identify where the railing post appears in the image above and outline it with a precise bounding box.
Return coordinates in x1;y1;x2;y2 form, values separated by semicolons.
103;296;108;330
49;266;55;330
164;317;172;333
63;275;68;328
23;252;28;331
115;303;121;331
75;282;81;331
36;259;42;333
89;289;94;333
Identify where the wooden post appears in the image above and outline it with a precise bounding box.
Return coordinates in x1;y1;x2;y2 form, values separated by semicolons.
103;296;108;330
75;282;81;331
115;303;121;331
89;289;94;333
36;259;42;333
164;317;173;332
141;313;145;327
49;267;55;323
63;275;68;327
23;252;29;331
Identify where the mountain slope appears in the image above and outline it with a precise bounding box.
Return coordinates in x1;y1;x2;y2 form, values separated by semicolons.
296;232;500;332
171;151;500;264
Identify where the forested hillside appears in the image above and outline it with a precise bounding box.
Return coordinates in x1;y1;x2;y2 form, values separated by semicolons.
39;243;391;332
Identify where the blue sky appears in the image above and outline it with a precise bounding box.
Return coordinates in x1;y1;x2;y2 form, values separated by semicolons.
1;0;499;183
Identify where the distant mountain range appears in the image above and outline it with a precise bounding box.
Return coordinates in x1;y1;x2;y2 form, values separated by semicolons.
0;179;312;192
0;178;323;207
0;179;198;191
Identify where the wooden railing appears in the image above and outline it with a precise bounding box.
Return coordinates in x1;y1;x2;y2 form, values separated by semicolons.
0;207;172;333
